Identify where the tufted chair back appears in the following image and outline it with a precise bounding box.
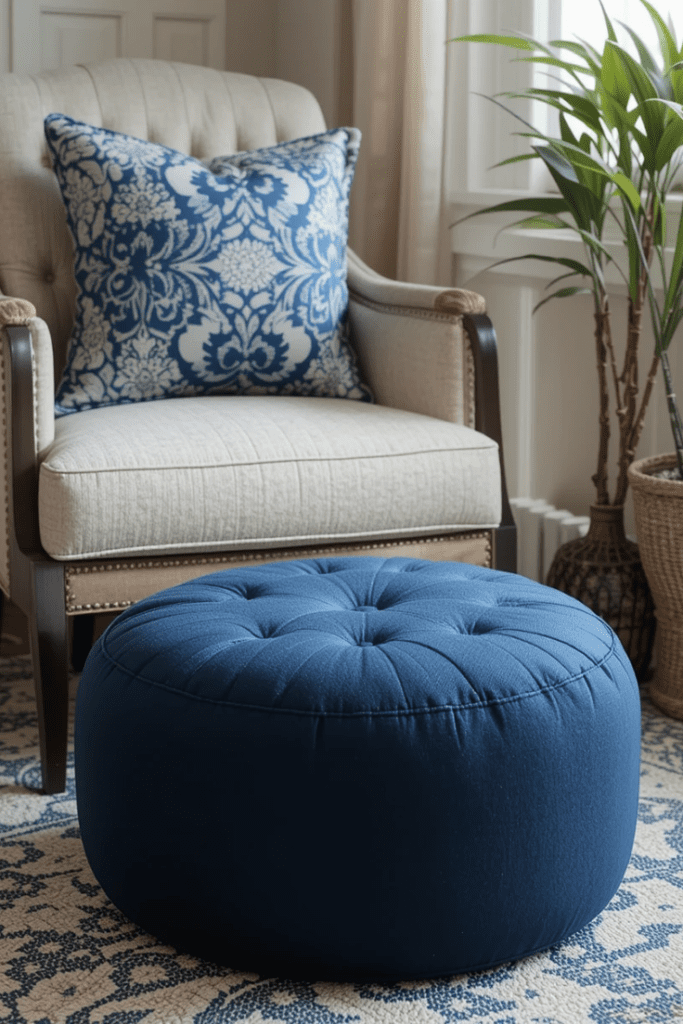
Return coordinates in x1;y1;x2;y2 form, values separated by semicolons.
0;59;326;384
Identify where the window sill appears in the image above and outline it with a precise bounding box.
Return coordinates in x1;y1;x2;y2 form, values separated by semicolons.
449;194;683;293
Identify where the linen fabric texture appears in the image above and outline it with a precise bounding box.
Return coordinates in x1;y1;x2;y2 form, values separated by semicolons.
43;114;370;415
37;395;501;559
75;557;641;981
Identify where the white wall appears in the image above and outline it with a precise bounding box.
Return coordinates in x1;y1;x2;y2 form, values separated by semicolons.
225;0;277;77
460;263;678;538
0;1;344;114
0;0;9;73
275;0;351;128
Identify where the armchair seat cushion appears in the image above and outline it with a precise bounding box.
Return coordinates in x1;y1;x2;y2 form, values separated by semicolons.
38;396;501;560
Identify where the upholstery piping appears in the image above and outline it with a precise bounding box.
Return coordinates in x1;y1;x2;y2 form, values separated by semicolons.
41;440;497;475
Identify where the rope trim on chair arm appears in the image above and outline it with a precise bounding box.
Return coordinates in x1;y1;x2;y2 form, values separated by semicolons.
0;298;37;327
434;290;487;316
348;288;473;324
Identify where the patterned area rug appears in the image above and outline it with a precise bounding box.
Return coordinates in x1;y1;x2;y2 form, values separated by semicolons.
1;654;682;1024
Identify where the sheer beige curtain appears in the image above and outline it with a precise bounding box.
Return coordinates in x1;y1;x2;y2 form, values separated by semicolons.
348;0;450;285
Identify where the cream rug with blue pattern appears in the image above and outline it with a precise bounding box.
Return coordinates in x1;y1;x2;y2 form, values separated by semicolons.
1;653;682;1024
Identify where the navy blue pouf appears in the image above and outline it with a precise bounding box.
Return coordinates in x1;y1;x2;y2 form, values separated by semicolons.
75;557;641;981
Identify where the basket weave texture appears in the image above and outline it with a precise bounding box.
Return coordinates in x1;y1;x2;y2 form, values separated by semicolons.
628;453;683;720
545;503;654;680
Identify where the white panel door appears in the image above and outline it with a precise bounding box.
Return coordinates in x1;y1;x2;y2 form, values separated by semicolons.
11;0;226;73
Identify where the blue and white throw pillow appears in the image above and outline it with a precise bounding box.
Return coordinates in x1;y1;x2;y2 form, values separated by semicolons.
44;115;371;415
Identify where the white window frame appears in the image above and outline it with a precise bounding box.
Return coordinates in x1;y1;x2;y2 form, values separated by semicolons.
446;0;559;202
447;0;567;286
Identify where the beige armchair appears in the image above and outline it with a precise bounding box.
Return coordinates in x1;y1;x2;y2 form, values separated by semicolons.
0;59;515;794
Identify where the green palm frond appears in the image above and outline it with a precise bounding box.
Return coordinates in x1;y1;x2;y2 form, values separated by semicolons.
451;0;683;472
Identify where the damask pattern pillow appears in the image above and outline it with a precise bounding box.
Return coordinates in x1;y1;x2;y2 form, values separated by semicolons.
44;115;371;416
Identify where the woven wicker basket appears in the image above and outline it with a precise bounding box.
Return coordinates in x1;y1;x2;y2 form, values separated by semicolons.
628;453;683;720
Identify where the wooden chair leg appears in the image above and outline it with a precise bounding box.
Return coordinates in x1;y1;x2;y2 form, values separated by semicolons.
71;614;95;673
494;524;517;574
27;562;70;794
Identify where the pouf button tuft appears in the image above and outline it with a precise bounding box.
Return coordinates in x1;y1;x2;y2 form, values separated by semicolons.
75;556;641;982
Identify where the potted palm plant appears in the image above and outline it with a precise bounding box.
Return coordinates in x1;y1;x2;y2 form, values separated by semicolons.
452;0;683;697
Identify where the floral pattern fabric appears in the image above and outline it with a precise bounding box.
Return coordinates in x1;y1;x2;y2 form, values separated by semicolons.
43;116;371;416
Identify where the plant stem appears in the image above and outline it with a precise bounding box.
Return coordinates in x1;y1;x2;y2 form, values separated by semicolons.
614;205;653;504
614;352;660;505
614;296;644;505
602;291;624;421
592;305;611;505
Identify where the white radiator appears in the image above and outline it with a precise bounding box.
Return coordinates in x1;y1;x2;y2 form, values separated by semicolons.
510;498;590;584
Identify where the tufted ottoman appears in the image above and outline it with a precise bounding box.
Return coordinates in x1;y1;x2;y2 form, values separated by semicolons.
75;557;641;981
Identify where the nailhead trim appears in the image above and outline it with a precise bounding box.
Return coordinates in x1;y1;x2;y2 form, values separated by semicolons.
64;532;492;612
465;339;475;432
29;322;41;467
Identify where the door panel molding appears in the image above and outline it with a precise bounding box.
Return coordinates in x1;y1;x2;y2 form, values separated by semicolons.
153;16;211;67
11;0;226;73
40;12;123;71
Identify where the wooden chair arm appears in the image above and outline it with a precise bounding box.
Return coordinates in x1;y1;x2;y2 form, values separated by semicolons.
463;312;516;572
